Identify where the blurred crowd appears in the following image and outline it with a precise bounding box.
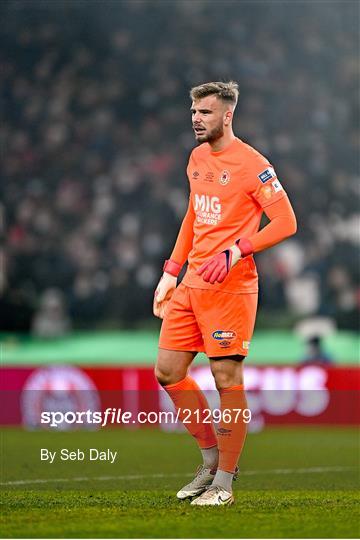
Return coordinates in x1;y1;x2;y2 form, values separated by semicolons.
1;1;359;333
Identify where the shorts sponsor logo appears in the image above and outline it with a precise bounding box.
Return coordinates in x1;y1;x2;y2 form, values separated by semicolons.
212;330;237;340
258;167;276;183
219;340;231;348
219;170;231;185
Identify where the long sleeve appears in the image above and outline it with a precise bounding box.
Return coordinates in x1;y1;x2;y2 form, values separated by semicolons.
169;197;196;267
248;194;297;253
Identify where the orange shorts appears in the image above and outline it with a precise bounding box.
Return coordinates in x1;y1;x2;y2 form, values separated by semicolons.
159;283;258;358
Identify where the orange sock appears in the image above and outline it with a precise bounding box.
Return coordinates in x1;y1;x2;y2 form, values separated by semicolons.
164;375;217;449
217;384;248;473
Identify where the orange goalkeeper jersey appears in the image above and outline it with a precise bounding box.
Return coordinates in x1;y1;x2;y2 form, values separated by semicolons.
175;137;291;294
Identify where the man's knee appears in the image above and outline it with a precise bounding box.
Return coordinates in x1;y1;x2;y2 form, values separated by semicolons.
155;349;194;386
154;363;179;386
210;356;245;390
210;367;233;390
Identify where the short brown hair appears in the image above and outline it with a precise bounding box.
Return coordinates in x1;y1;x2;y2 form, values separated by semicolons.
190;81;239;106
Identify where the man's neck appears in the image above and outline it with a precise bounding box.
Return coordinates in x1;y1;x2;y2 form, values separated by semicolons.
208;131;236;152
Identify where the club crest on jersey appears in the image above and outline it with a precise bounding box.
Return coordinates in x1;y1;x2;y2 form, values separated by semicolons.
219;170;230;185
258;167;276;183
212;330;237;340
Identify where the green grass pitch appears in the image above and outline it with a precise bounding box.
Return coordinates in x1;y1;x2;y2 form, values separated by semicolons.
1;426;359;538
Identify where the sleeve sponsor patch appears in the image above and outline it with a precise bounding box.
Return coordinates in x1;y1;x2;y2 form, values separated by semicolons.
258;167;276;183
272;179;283;192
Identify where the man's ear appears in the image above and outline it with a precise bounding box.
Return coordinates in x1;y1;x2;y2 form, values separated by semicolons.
224;110;232;126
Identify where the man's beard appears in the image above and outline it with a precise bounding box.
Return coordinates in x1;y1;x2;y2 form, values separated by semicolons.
196;124;224;144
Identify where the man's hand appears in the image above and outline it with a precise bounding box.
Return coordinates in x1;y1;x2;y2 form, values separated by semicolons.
153;260;181;319
197;244;242;284
153;272;177;319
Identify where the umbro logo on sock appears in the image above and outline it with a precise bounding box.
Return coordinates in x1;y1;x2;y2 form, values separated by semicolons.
217;427;232;435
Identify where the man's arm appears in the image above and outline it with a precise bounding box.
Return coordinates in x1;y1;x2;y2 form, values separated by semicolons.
197;195;297;284
153;198;195;318
168;197;196;268
243;194;297;254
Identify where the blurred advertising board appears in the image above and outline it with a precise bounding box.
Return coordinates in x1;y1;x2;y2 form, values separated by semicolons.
1;365;359;427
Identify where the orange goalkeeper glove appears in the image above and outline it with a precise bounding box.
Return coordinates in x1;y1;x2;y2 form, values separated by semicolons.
153;260;182;319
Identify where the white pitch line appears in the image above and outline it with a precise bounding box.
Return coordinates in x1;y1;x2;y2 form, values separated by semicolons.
0;466;358;486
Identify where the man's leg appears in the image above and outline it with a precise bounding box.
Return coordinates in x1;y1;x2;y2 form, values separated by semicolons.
155;348;218;497
210;356;247;485
191;356;247;506
155;348;218;462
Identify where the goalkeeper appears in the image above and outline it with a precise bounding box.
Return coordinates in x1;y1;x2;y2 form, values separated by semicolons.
153;81;297;506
